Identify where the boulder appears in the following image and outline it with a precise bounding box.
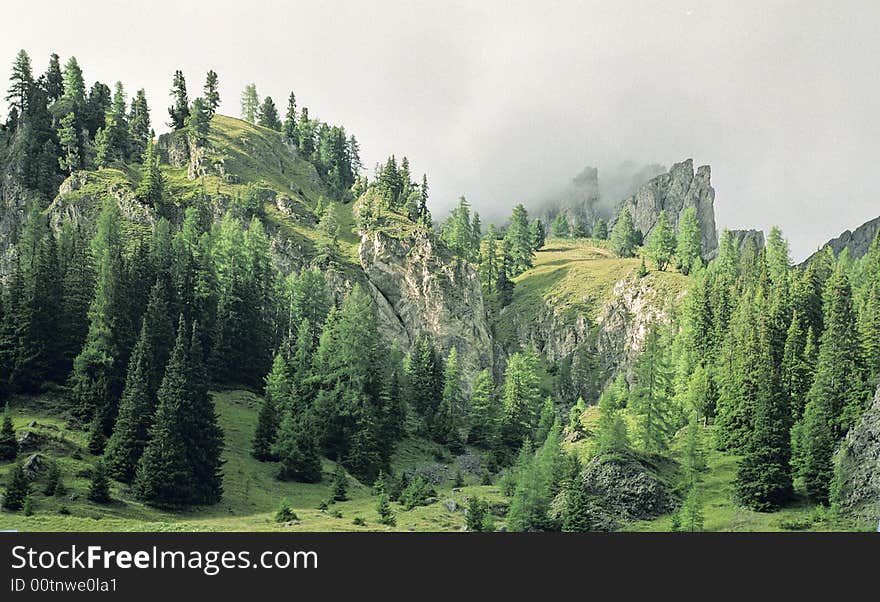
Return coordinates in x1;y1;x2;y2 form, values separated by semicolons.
833;385;880;522
23;453;45;478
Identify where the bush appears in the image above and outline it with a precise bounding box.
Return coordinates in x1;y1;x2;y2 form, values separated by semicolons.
275;498;298;523
352;517;366;526
400;476;435;510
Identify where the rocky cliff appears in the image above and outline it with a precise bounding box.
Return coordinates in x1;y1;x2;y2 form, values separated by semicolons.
804;215;880;265
613;159;718;257
833;384;880;523
359;228;495;378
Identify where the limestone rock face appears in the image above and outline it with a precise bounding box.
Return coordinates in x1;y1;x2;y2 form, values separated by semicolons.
47;172;155;238
613;159;718;257
359;229;494;377
727;229;765;252
834;385;880;522
805;215;880;265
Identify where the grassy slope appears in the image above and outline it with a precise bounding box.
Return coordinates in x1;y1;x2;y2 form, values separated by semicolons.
0;391;507;532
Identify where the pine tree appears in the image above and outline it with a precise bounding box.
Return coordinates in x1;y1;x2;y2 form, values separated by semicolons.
504;204;534;275
798;267;868;502
87;460;112;504
44;53;64;102
258;96;281;131
136;140;166;213
0;408;17;461
44;462;62;496
592;218;608;240
465;496;489;531
331;464;348;501
167;70;189;130
528;219;546;251
562;457;595;532
6;50;33;116
535;396;557;444
646;210;675;271
631;322;674;453
128;88;151;160
766;226;791;287
734;288;793;511
2;462;29;511
594;374;629;457
468;369;499;449
254;352;287;461
675;206;702;274
860;283;880;386
185;97;211;147
675;485;704;532
610;208;639;258
282;92;297;143
501;350;542;449
240;84;259;123
104;320;155;482
434;347;464;450
61;56;85;106
273;410;322;482
57;111;81;173
203;70;220;116
551;214;570;238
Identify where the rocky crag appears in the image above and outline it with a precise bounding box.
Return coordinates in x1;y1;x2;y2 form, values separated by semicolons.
613;159;718;257
833;384;880;523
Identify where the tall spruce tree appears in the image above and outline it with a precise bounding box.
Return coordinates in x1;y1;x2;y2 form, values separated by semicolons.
203;70;220;116
434;347;464;450
646;210;676;271
676;206;702;274
167;70;189;130
253;351;287;461
610;208;638;258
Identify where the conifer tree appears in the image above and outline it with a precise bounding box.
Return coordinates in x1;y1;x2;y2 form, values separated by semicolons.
766;226;791;287
185;97;211;147
562;457;595;532
240;83;259;123
44;52;64;102
468;369;499;449
331;464;349;501
253;352;286;461
61;56;85;106
104;320;155;482
134;319;195;507
675;206;702;274
273;410;322;482
594;375;629;456
551;214;570;238
797;267;868;502
258;95;281;130
136;140;166;213
44;462;62;496
203;70;220;116
860;283;880;386
610;208;638;258
6;50;33;116
529;219;546;251
592;218;608;240
434;347;464;450
504;204;534;275
282;92;297;143
87;460;112;504
501;350;542;449
167;70;189;130
535;396;557;444
0;407;17;461
631;322;674;453
57;111;81;173
646;210;675;271
128;88;151;160
2;462;29;511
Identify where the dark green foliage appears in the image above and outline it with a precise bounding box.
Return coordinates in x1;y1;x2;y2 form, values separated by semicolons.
562;457;595;532
167;70;189;130
797;267;868;503
630;323;674;453
136;140;166;215
405;335;443;431
592;218;608;240
331;464;348;501
87;460;112;504
501;350;542;449
44;462;62;496
282;92;297;143
45;53;64;102
258;96;281;131
275;498;298;522
551;213;570;239
468;369;500;449
128;88;151;160
273;410;322;483
507;430;564;531
185;97;211;147
0;410;17;461
253;352;286;461
434;347;464;450
2;462;30;511
594;375;629;457
104;320;155;482
400;475;434;510
95;82;132;166
203;70;219;116
465;496;489;531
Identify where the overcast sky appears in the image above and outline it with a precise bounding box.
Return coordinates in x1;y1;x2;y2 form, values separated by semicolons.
4;0;878;259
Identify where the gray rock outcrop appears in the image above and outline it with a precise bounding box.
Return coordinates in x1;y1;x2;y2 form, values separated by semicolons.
804;215;880;265
833;385;880;523
359;229;494;378
613;159;718;257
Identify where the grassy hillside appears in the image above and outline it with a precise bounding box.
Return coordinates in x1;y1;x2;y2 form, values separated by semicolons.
0;391;507;532
507;238;689;322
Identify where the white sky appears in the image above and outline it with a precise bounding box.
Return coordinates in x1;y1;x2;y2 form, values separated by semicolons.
3;0;879;260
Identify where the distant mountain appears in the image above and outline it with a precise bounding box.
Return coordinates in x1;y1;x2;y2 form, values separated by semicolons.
804;215;880;265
